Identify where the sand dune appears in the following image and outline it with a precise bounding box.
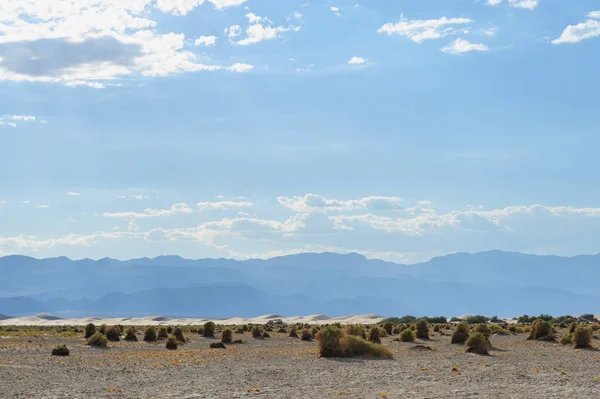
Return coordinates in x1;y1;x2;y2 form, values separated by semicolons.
0;313;385;326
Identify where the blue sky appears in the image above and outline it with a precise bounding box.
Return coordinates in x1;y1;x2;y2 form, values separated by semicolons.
1;0;599;263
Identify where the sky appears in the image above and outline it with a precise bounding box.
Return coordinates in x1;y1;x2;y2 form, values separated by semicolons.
1;0;599;263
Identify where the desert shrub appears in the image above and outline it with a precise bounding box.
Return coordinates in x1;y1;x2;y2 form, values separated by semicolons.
400;329;415;342
572;326;592;349
124;326;138;342
301;329;313;341
569;322;577;334
252;326;263;338
560;333;573;345
52;344;70;356
475;324;491;338
98;324;107;335
312;326;319;337
203;322;216;338
221;328;233;343
508;325;517;333
392;325;401;335
278;327;287;333
315;326;392;359
346;325;366;339
489;324;509;335
289;327;299;338
415;320;429;339
166;335;178;350
368;326;383;344
592;323;599;332
143;326;157;342
84;323;96;339
157;327;168;340
580;314;598;322
528;319;555;341
262;331;271;338
167;326;173;334
235;328;244;334
242;325;249;332
517;315;536;324
106;326;121;342
466;332;490;355
87;332;108;348
465;315;489;325
210;342;226;349
451;322;470;344
383;322;393;335
421;316;447;324
433;325;440;332
173;327;186;343
381;316;416;325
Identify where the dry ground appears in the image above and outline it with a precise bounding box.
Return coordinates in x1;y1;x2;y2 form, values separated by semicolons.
1;327;600;398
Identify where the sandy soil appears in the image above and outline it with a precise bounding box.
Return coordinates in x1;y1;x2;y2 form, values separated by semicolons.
1;326;599;398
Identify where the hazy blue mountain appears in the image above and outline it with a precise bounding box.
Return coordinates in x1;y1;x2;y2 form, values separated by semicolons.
1;251;599;317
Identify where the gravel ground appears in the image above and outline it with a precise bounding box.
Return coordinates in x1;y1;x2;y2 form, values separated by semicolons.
1;329;600;398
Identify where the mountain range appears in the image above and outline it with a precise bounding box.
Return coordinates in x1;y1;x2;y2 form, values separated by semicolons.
1;251;599;318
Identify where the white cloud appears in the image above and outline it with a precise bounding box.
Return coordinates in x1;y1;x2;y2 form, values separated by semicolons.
330;6;341;17
197;200;254;211
293;12;303;20
226;63;253;72
378;16;472;43
348;56;366;65
155;0;205;15
208;0;248;9
485;0;538;9
103;202;193;218
442;38;489;54
195;35;217;46
278;194;403;212
487;0;503;5
234;13;300;46
67;192;81;196
36;205;50;209
552;12;600;44
225;25;242;38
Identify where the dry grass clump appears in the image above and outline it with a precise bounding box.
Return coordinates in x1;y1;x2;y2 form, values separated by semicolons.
560;333;573;345
124;326;138;342
203;322;216;338
51;344;70;356
527;319;555;341
221;328;233;343
143;326;157;342
301;329;313;341
316;326;392;359
466;332;490;355
289;327;299;338
106;326;121;342
400;329;415;342
252;326;263;339
84;323;96;339
346;325;366;339
383;322;393;335
165;335;178;350
569;322;577;334
87;332;108;348
572;326;593;349
157;327;168;340
415;320;429;340
173;327;186;343
262;331;271;338
368;326;383;344
451;322;470;344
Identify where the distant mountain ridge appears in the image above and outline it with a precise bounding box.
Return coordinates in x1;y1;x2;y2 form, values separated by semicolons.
1;251;599;317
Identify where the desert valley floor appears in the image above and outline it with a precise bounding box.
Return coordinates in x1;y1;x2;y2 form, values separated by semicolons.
1;322;600;399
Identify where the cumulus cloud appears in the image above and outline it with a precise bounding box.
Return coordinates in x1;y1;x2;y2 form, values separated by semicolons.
103;202;193;218
194;35;217;46
0;115;40;127
378;16;472;43
348;56;366;65
552;11;600;44
226;63;253;72
485;0;538;9
277;194;403;212
442;38;489;54
234;13;301;45
197;200;254;211
330;7;341;17
67;192;80;196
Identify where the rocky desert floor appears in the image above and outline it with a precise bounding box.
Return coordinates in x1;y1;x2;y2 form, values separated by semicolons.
1;326;600;399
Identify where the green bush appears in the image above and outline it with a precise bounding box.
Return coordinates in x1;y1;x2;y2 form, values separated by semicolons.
98;324;107;335
84;323;96;339
345;325;366;339
466;332;490;355
315;327;392;359
368;326;383;344
415;320;429;339
143;326;157;342
87;332;108;348
400;329;414;342
383;322;393;335
124;326;138;342
572;326;592;349
560;333;573;345
106;326;121;342
221;328;233;343
451;322;470;344
528;319;555;341
173;327;186;343
166;335;178;350
301;329;313;341
465;315;489;325
203;322;216;338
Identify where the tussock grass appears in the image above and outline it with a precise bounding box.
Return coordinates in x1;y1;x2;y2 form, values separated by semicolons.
316;326;392;359
466;332;490;355
165;335;178;350
87;332;108;348
451;322;470;344
143;326;157;342
221;328;233;344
